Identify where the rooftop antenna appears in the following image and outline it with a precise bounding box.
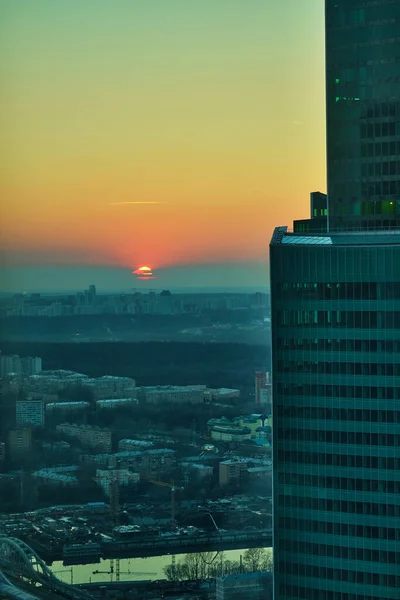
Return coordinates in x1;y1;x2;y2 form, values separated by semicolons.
327;194;330;233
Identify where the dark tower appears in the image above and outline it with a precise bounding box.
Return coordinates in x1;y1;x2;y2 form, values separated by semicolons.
270;2;400;599
325;0;400;230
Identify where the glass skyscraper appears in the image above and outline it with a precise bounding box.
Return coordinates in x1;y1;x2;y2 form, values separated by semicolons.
325;0;400;230
271;2;400;599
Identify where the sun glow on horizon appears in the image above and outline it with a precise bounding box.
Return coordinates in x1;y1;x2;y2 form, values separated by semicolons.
1;0;326;282
133;265;155;280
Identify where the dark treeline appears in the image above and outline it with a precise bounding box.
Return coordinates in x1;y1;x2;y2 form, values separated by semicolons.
0;341;270;388
0;310;267;334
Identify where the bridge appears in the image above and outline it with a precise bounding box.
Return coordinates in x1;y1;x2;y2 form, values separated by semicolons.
0;537;93;599
0;568;41;599
103;528;273;560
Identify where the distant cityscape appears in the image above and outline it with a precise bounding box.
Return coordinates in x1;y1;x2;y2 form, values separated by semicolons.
0;350;273;598
0;286;269;318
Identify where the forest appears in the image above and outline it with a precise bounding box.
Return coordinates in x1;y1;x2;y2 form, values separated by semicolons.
0;341;270;389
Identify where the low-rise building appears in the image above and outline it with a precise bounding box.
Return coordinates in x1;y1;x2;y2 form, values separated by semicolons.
247;466;272;480
42;441;71;451
118;439;154;451
81;453;111;466
113;448;176;478
32;466;78;487
139;385;206;405
56;423;112;452
46;401;90;414
204;388;240;402
96;398;138;410
87;376;136;400
211;425;251;443
237;415;264;439
219;459;248;487
83;448;176;478
23;371;88;395
18;371;136;402
255;426;271;447
216;571;273;600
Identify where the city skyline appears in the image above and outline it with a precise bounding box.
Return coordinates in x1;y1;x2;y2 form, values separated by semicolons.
1;0;326;292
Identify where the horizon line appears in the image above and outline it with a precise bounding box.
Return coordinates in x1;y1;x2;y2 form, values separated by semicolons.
108;201;164;206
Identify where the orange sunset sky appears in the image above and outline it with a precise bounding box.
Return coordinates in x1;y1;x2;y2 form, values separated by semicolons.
1;0;326;291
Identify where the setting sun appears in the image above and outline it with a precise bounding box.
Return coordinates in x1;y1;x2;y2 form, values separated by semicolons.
133;266;155;280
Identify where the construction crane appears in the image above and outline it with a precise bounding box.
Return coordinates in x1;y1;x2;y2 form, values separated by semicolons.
148;479;183;579
94;470;139;582
147;479;183;530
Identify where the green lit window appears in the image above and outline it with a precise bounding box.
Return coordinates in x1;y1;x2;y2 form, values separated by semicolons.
349;8;365;24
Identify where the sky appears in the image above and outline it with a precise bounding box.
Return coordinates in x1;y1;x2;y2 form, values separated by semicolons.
0;0;326;292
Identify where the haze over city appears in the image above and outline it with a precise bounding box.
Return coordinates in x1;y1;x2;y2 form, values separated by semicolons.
1;0;326;292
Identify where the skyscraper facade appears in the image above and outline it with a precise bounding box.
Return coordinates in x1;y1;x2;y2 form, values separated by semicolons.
271;2;400;599
326;0;400;230
271;228;400;599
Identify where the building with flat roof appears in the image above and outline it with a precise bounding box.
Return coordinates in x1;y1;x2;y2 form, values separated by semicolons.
140;385;206;405
118;439;154;451
16;400;44;427
0;354;42;377
204;388;240;402
46;401;90;414
216;571;272;600
32;466;78;487
219;459;248;487
96;398;138;410
8;428;32;460
82;448;176;479
96;469;139;499
56;423;112;453
271;228;400;598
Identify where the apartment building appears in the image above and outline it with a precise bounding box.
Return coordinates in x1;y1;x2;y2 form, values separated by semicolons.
140;385;206;405
16;400;45;427
96;469;140;499
56;423;112;453
8;428;32;460
219;459;248;487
